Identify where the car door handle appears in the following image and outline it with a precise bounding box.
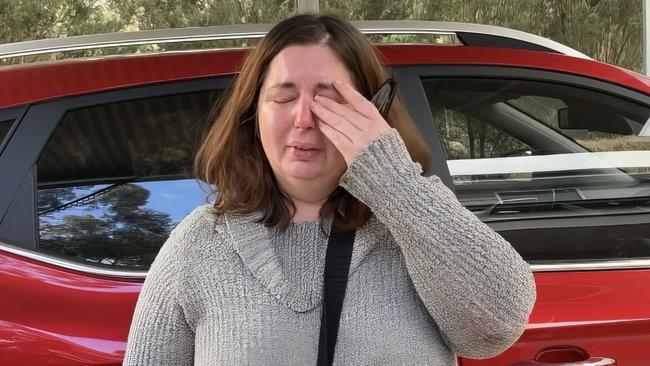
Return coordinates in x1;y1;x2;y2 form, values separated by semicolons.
508;345;617;366
510;357;616;366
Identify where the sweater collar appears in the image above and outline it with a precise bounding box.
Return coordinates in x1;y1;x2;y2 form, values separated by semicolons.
221;212;382;313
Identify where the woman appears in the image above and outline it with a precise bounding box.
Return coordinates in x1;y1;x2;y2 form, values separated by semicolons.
124;14;536;365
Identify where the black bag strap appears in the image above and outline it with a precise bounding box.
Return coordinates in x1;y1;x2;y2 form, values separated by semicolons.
317;214;356;366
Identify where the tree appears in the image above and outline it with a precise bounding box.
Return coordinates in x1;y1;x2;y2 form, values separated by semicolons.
321;0;643;72
0;0;124;42
0;0;643;72
39;184;174;268
109;0;294;29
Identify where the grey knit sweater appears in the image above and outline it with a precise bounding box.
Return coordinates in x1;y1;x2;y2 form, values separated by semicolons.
124;129;536;365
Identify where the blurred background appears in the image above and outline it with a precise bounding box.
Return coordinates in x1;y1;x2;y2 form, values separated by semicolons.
0;0;643;72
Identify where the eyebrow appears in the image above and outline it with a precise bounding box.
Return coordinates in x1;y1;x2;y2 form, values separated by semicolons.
269;82;336;91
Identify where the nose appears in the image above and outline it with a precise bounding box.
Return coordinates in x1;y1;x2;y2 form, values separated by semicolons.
294;95;317;130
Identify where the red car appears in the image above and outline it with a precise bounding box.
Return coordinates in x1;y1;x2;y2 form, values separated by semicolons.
1;21;649;365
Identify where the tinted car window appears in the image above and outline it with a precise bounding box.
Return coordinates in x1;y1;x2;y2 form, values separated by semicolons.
37;89;221;270
423;77;650;262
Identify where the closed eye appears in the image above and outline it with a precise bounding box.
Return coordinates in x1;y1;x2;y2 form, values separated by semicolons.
274;97;296;103
317;93;342;102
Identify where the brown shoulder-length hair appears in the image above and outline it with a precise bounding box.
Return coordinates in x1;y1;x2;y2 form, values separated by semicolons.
194;14;431;231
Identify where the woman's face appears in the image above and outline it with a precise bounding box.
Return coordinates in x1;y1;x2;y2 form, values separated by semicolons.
257;44;352;195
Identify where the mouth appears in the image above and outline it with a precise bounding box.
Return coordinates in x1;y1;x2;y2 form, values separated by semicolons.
289;145;320;159
291;145;318;150
288;142;320;150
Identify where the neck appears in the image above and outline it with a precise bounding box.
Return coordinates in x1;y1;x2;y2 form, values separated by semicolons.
278;179;335;223
290;196;327;223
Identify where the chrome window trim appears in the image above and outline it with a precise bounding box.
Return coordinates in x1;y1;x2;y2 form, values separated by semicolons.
2;238;649;278
0;20;589;60
530;260;650;272
0;240;147;279
356;20;590;58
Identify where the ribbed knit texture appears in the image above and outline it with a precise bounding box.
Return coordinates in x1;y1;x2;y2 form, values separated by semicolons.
123;129;536;365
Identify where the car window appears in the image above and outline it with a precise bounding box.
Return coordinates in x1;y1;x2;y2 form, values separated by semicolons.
36;90;222;270
423;77;650;262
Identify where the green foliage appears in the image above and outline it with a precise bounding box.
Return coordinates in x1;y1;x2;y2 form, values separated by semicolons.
108;0;294;28
0;0;123;42
322;0;643;72
0;1;644;70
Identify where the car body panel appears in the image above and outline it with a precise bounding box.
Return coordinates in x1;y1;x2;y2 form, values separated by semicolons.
4;245;650;364
380;45;650;93
461;269;650;365
1;45;648;110
0;250;139;365
0;50;242;109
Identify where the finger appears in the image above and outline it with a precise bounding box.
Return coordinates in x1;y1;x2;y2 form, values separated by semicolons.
313;95;367;130
318;118;350;144
332;80;380;119
311;99;358;142
318;118;354;165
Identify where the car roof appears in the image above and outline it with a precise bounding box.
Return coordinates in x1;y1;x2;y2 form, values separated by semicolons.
0;20;590;60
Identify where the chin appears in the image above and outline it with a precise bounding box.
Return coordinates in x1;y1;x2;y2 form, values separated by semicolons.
287;170;326;181
283;164;329;181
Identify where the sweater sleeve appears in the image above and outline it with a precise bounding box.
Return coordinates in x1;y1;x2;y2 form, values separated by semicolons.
122;213;197;365
339;129;536;359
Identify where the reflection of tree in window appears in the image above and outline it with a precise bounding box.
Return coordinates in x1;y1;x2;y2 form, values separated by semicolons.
433;107;530;159
39;184;172;269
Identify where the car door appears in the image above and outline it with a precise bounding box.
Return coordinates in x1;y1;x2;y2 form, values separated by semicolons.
0;77;229;365
394;65;650;365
